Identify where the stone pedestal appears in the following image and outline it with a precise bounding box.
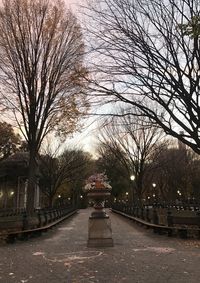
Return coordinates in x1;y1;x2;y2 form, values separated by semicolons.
86;182;114;247
87;216;114;247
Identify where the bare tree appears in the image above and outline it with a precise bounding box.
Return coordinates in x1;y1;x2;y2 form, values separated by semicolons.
86;0;200;154
97;115;166;204
0;0;88;213
39;146;93;207
152;143;196;202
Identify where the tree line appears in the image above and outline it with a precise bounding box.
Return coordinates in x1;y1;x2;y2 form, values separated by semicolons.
1;116;200;206
96;115;200;204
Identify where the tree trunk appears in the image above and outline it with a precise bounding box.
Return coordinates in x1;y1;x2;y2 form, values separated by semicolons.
136;175;143;207
26;148;37;215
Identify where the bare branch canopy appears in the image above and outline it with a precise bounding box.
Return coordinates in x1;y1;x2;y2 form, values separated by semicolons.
86;0;200;154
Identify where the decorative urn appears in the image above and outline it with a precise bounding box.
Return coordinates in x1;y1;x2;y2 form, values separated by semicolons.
84;173;112;219
84;173;113;247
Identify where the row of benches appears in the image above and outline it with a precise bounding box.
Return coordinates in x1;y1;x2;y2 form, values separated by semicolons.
0;206;78;243
112;205;200;238
144;202;200;211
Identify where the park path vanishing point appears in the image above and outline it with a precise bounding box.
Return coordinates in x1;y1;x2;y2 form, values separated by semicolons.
0;208;200;283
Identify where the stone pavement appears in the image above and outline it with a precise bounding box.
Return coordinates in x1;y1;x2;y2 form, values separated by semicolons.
0;209;200;283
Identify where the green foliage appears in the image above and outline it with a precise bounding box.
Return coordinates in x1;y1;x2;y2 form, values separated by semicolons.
178;16;200;38
39;148;94;207
0;122;21;160
96;149;130;198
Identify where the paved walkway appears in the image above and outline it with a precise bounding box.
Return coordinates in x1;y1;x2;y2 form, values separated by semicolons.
0;209;200;283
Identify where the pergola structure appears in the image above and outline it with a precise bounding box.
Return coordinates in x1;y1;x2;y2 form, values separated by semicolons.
0;153;40;211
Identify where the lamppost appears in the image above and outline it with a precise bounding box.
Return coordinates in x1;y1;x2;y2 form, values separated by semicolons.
130;175;135;204
125;191;129;202
57;194;61;206
152;183;156;202
130;175;135;181
177;190;182;203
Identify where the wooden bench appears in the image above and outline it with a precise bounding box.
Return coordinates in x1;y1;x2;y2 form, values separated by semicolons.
112;209;172;234
167;212;200;238
112;209;200;239
0;209;78;243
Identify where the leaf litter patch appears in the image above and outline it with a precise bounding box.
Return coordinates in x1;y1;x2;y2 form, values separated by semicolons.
133;247;175;253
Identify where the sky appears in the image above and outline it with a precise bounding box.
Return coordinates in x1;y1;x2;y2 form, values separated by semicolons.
61;0;100;157
64;0;85;12
62;0;111;157
60;0;118;157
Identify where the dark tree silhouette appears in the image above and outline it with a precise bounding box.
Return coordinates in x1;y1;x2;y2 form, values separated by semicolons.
86;0;200;154
0;122;21;160
97;114;165;203
0;0;88;214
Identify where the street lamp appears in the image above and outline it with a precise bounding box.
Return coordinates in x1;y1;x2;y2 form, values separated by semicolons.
152;183;157;202
130;175;135;181
125;192;129;202
177;190;182;203
177;190;182;197
130;175;135;203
